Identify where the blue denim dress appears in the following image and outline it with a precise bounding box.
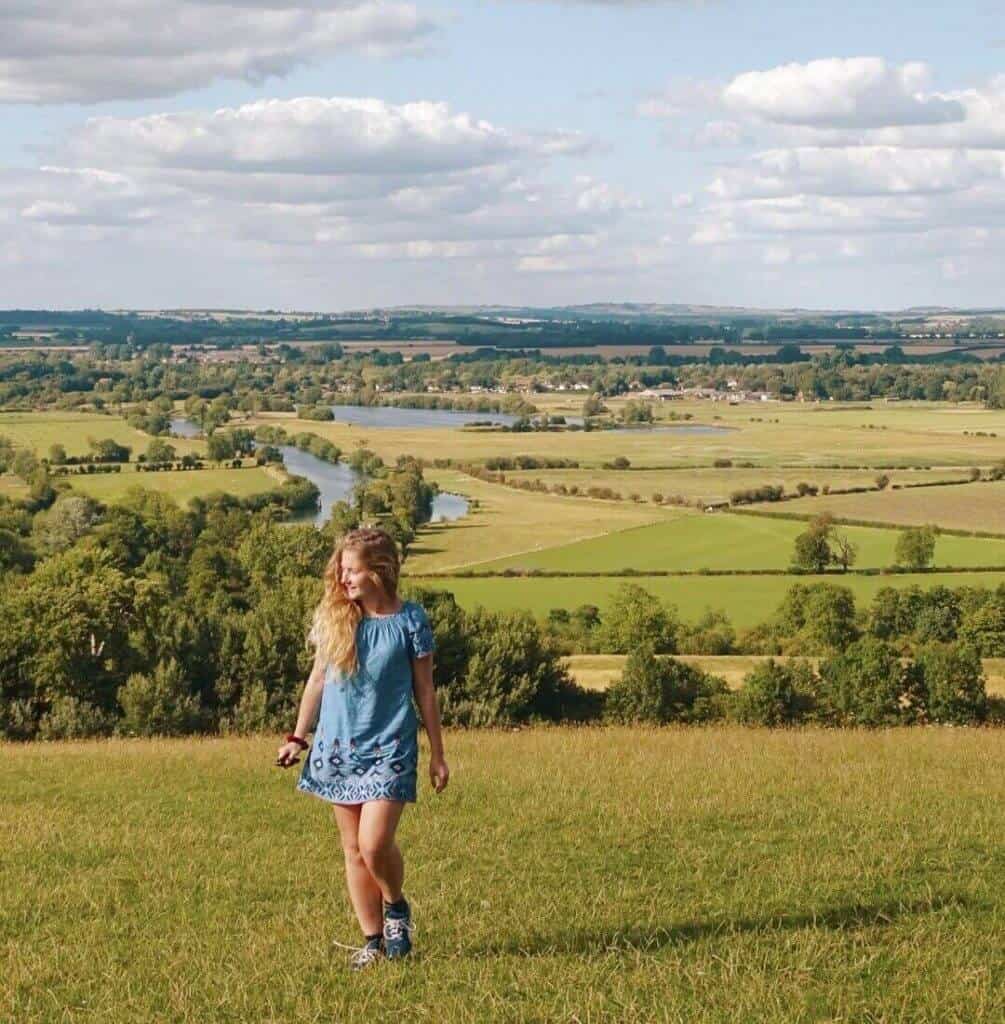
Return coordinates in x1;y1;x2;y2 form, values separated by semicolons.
297;601;434;805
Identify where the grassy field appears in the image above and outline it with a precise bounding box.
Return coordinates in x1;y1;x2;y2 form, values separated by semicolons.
414;573;1005;628
504;467;973;505
462;512;1005;573
407;469;675;573
61;466;283;506
0;473;28;500
565;654;1005;696
0;412;204;459
779;480;1005;534
4;731;1005;1023
245;400;1005;470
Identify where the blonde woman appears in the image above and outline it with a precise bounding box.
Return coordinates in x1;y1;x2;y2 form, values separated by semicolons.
276;527;448;969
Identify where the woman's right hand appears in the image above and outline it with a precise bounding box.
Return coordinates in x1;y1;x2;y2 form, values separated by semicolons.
276;741;304;768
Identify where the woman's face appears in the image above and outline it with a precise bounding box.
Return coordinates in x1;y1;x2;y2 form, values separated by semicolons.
339;548;383;604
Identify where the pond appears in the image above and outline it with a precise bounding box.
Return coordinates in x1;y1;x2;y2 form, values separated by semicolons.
170;416;201;438
329;404;519;428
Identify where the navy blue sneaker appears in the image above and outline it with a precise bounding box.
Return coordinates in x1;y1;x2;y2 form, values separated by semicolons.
347;936;384;972
383;899;414;959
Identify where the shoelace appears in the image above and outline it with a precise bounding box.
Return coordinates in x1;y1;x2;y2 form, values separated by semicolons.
383;916;415;941
333;939;383;968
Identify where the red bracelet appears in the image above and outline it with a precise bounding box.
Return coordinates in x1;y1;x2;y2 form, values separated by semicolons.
285;733;309;750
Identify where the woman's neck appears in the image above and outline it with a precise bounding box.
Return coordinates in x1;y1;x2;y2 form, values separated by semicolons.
359;593;402;618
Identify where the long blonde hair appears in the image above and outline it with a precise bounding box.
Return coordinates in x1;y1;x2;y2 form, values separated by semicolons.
310;527;401;675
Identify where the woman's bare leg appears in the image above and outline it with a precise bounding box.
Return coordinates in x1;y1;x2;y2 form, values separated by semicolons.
357;800;407;904
332;803;383;936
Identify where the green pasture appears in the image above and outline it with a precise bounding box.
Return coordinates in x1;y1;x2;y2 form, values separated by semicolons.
505;467;972;505
464;512;1005;574
780;480;1005;535
0;412;204;459
407;469;674;573
565;654;1005;696
62;466;283;506
246;400;1005;471
4;731;1005;1022
415;572;1005;629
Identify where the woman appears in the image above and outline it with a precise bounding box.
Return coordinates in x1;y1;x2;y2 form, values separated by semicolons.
276;527;449;969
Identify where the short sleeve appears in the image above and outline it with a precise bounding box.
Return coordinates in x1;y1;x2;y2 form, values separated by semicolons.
404;602;435;660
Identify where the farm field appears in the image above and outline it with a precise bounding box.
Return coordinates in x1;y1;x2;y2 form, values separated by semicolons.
0;473;28;499
4;731;1005;1023
565;654;1005;696
505;466;973;506
60;465;284;506
463;512;1005;573
414;572;1005;628
0;412;204;459
245;401;1005;470
407;469;675;573
779;480;1005;535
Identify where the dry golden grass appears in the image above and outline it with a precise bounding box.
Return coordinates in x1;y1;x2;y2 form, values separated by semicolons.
4;730;1005;1022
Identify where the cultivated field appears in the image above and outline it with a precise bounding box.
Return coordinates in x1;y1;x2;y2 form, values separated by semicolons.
62;466;283;507
245;401;1005;470
4;731;1005;1023
461;512;1005;573
415;573;1005;629
407;469;675;574
504;467;973;506
0;474;27;500
565;654;1005;696
0;412;204;459
779;480;1005;535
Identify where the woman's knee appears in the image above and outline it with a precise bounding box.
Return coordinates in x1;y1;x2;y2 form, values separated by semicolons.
358;836;394;869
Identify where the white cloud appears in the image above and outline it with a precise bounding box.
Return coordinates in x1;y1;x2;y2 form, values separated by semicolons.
0;0;435;103
722;57;964;129
65;97;581;174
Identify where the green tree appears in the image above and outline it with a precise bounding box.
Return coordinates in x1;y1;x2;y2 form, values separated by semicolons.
911;642;986;725
732;659;815;725
605;645;726;724
206;432;236;461
146;438;177;464
32;494;102;553
119;659;202;736
816;637;906;726
776;583;859;652
791;513;834;573
597;583;679;654
48;443;68;465
957;596;1005;657
894;525;938;569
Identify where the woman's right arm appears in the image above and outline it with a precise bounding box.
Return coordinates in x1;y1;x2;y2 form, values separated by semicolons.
276;653;326;767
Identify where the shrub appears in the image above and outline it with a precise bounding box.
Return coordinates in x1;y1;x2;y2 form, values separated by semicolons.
816;638;906;726
37;696;115;740
732;659;815;725
597;583;679;653
911;643;987;725
118;659;203;736
605;645;726;724
220;681;279;735
435;607;582;726
894;525;938;569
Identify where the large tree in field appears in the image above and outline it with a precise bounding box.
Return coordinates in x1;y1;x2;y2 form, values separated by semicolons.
791;513;835;573
895;525;938;570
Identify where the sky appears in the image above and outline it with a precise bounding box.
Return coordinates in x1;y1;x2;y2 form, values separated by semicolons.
2;0;1005;311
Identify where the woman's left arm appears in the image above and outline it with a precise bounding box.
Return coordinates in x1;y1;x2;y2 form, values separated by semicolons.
412;655;449;793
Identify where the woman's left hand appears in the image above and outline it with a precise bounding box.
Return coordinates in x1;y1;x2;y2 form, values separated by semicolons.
429;756;450;794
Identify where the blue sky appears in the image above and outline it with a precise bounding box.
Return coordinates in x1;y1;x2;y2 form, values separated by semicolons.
2;0;1004;310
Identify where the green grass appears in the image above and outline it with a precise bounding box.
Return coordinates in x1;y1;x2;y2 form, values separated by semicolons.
407;469;675;573
62;466;284;506
466;513;1005;573
0;411;204;459
415;573;1005;628
245;401;1005;471
4;731;1005;1022
779;480;1005;535
505;467;972;505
